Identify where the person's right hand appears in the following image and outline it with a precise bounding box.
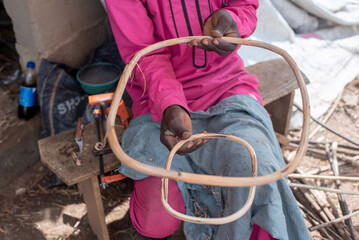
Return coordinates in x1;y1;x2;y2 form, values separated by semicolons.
160;105;206;155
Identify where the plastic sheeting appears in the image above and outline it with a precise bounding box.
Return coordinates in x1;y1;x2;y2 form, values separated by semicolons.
239;0;359;129
292;0;359;25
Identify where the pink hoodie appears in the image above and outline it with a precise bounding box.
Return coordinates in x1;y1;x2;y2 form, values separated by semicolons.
106;0;262;122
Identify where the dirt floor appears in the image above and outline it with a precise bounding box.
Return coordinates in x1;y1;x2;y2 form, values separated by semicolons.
0;164;186;240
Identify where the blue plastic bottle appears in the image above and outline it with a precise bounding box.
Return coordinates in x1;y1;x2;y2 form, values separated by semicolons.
18;61;37;120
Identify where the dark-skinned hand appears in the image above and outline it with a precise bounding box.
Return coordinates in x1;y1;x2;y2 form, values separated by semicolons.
160;105;206;155
187;9;240;56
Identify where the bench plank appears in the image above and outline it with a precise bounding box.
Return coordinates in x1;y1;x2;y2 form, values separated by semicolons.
38;122;122;186
246;58;309;105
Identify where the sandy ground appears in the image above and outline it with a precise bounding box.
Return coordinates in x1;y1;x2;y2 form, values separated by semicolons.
0;164;188;240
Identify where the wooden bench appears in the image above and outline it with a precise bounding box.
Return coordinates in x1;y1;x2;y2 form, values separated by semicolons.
248;58;309;144
38;58;308;240
38;123;122;240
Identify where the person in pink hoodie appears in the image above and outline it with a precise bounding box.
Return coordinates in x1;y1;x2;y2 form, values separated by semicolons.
105;1;309;240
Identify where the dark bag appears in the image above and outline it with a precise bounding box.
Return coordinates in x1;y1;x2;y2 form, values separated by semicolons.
37;41;129;138
37;59;92;137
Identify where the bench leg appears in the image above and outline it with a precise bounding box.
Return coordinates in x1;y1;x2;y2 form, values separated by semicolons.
264;91;294;137
264;91;294;150
78;176;109;240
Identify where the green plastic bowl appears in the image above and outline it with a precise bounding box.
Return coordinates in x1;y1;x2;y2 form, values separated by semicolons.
76;62;122;94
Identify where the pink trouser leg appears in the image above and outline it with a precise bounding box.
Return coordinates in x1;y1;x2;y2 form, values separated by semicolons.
130;176;186;238
250;224;277;240
130;176;276;239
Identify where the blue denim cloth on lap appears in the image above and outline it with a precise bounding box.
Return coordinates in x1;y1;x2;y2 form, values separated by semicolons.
118;94;310;240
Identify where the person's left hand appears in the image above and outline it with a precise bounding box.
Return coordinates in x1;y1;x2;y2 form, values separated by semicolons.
187;9;240;56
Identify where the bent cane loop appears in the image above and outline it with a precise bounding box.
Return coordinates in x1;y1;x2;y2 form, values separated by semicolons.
161;133;257;224
106;37;310;223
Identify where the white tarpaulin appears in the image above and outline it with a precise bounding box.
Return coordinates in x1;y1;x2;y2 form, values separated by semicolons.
239;0;359;129
292;0;359;25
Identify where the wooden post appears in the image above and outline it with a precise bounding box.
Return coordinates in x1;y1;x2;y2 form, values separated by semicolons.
78;176;109;240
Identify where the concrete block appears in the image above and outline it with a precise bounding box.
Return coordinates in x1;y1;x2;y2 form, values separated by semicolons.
4;0;108;68
42;19;108;67
15;18;108;68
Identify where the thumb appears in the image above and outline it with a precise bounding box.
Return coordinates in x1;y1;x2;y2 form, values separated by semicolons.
169;118;191;140
181;130;191;140
163;105;192;140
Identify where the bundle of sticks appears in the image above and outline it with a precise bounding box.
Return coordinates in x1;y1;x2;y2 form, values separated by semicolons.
287;140;359;240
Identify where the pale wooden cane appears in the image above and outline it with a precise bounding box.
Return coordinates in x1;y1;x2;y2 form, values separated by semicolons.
161;133;257;224
106;37;310;223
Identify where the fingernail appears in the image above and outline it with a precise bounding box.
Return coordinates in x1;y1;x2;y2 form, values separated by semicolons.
203;40;208;45
187;142;194;149
213;39;219;45
164;130;175;136
212;29;223;37
182;131;191;139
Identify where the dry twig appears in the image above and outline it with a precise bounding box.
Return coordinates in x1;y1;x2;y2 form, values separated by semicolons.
305;162;346;175
310;210;359;231
294;103;359;147
327;142;358;240
289;183;359;195
288;174;359;182
308;90;343;139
